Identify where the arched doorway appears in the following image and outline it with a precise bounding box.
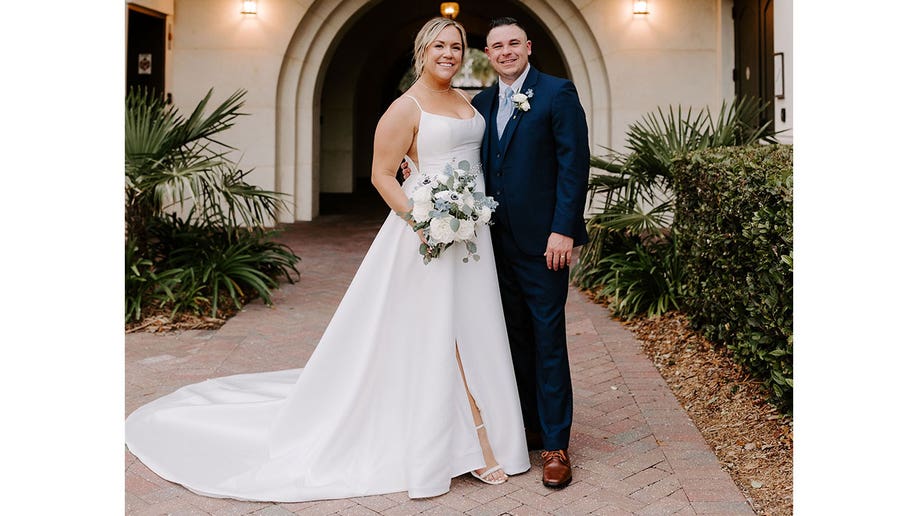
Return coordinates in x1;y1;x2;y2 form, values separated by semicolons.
277;0;610;222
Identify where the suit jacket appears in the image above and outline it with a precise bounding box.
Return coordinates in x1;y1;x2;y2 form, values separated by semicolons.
472;67;590;256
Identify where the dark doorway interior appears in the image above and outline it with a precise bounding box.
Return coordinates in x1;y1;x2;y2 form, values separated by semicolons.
126;5;166;98
318;0;570;216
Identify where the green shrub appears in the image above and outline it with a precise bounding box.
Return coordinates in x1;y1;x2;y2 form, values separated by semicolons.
673;145;793;411
574;97;775;318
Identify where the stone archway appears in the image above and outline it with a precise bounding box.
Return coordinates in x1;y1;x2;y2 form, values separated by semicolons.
276;0;611;222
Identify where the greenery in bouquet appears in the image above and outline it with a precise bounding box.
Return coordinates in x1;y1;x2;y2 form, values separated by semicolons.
405;160;498;264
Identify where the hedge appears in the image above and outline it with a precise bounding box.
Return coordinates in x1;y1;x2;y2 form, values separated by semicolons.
673;145;793;411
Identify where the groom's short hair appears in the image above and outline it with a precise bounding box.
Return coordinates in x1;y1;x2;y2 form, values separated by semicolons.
489;17;527;38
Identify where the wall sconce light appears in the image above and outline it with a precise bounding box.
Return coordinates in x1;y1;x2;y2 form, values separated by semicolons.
241;0;257;15
633;0;649;15
440;2;459;19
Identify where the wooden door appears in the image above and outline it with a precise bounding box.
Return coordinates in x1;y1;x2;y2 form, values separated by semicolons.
734;0;774;128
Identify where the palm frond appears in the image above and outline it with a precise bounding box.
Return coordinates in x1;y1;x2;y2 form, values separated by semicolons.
705;96;778;147
125;87;287;240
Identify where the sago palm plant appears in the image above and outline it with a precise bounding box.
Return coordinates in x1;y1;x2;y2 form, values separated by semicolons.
574;97;776;318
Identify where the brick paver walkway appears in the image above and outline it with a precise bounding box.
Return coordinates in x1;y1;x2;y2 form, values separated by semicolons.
125;200;754;515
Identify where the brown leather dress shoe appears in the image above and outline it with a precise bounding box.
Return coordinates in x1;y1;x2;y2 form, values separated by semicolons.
541;449;572;488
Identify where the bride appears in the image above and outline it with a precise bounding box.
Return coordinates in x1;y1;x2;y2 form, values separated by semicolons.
125;17;530;502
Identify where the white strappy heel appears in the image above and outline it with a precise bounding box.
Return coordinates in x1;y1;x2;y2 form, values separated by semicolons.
470;423;508;485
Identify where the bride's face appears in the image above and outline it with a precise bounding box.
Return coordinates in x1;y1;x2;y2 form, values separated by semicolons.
422;26;463;82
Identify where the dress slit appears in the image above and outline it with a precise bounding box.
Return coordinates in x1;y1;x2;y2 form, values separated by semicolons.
454;341;488;466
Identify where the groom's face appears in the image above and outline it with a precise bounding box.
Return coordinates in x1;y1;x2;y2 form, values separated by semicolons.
485;24;531;83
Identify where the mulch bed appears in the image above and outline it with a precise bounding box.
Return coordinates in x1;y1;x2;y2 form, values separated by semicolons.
126;313;227;333
623;312;793;516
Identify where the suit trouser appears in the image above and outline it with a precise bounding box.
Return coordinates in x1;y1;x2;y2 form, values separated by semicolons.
491;223;573;451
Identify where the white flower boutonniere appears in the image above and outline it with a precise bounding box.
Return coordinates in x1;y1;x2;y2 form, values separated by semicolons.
511;89;534;112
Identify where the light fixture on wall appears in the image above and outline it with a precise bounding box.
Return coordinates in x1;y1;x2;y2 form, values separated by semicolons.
241;0;257;15
633;0;649;15
440;2;459;19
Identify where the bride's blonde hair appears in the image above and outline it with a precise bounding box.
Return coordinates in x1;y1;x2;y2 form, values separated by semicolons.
412;17;468;81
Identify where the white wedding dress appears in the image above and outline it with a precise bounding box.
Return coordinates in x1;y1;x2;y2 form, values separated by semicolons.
125;94;530;502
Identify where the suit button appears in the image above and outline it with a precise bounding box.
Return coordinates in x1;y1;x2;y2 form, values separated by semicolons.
496;153;501;158
496;190;502;195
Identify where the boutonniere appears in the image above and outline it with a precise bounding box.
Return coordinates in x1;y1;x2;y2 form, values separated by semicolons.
511;89;534;112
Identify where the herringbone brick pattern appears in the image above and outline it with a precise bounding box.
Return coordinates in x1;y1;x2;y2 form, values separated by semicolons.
125;209;754;515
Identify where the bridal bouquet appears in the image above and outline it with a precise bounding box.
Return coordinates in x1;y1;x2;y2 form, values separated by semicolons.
404;160;498;265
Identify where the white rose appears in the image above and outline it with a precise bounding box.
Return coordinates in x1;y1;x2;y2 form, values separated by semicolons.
411;185;432;203
478;206;492;224
429;217;456;244
411;201;433;223
511;93;529;103
456;219;475;240
519;100;531;111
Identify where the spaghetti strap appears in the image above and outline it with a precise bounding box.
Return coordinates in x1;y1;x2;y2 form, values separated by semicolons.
403;94;424;112
456;90;476;109
405;91;478;120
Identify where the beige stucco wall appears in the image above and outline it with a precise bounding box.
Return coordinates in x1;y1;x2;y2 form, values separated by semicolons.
591;0;735;152
152;0;790;222
774;0;793;143
129;0;174;15
169;0;305;200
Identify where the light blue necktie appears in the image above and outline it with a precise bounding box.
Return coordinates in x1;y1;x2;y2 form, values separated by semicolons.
496;87;514;139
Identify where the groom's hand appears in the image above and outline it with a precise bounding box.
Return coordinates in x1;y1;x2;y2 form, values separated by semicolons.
544;232;574;271
400;160;412;179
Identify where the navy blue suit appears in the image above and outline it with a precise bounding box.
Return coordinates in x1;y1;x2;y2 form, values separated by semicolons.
472;68;590;450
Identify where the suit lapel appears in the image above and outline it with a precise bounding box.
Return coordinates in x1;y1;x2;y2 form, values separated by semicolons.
499;68;541;154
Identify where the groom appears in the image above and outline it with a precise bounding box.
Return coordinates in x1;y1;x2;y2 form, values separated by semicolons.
475;17;589;489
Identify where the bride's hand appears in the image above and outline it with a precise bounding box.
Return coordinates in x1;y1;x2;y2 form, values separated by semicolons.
416;230;433;258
